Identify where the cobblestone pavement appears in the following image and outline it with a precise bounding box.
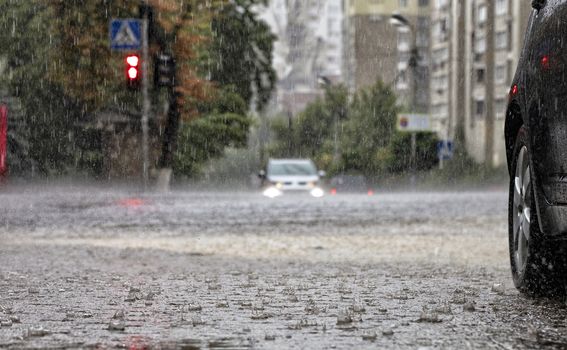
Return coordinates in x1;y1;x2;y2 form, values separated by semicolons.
1;187;567;349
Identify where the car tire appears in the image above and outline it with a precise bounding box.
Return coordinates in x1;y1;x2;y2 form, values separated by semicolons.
508;127;564;297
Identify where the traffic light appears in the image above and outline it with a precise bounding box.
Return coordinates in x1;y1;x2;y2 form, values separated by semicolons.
125;54;140;89
154;53;176;88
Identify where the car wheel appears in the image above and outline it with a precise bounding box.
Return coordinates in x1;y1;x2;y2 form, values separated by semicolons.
509;127;564;297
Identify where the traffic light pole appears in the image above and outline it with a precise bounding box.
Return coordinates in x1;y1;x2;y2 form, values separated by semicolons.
141;2;150;190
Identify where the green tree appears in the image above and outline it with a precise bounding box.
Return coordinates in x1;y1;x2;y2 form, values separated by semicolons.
0;0;270;178
211;0;277;111
267;115;295;158
340;79;399;177
268;85;348;170
293;99;333;158
0;2;81;175
174;89;251;176
387;132;439;173
267;79;442;179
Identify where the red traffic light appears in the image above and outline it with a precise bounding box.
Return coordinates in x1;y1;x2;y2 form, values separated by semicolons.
125;54;140;88
126;55;139;67
128;67;138;80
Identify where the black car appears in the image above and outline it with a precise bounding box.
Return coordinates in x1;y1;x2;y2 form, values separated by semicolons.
505;0;567;295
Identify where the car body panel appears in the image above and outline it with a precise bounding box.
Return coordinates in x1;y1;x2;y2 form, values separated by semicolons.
266;175;320;191
264;159;321;192
507;1;567;237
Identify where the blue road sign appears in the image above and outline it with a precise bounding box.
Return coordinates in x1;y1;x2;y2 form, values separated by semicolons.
437;140;454;161
110;19;141;51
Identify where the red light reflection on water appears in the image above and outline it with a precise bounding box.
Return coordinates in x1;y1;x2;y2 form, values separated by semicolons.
126;335;150;350
117;198;145;208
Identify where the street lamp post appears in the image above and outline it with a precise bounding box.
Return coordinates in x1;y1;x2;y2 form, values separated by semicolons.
390;14;419;186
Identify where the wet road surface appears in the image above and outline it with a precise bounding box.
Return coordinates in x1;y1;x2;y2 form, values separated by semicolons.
1;187;567;349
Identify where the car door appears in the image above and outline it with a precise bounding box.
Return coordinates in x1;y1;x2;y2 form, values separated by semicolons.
526;0;567;205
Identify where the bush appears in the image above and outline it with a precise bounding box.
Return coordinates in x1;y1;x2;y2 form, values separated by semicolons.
387;132;439;174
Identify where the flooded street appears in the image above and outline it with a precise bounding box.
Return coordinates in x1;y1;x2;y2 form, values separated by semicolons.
1;187;567;349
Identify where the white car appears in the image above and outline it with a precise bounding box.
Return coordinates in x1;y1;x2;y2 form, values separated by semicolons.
260;159;325;198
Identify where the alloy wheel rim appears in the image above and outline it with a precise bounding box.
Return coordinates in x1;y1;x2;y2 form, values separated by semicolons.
513;146;531;275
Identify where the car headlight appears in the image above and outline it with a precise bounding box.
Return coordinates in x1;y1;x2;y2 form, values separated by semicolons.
310;187;324;198
263;186;283;198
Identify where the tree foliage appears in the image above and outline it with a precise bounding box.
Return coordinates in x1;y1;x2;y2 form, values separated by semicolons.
47;0;216;118
387;132;439;173
0;2;80;175
0;0;273;177
341;80;399;176
269;79;439;180
269;85;348;168
174;89;251;176
210;0;276;111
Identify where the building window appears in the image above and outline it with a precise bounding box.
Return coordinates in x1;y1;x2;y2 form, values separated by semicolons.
369;15;383;22
436;0;448;9
495;65;507;83
432;75;448;94
475;36;486;54
398;31;411;51
433;18;449;42
433;48;448;61
396;69;408;90
398;51;410;63
476;68;485;83
496;0;508;16
432;103;448;117
417;31;429;47
477;5;487;25
417;16;429;29
476;100;485;118
399;0;408;7
419;0;429;6
495;98;507;118
495;31;508;50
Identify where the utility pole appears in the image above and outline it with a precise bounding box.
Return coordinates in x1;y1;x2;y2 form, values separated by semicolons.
141;0;151;190
390;14;419;186
287;111;293;157
484;0;495;168
454;0;467;148
408;25;418;185
410;44;418;180
464;0;473;154
442;0;464;170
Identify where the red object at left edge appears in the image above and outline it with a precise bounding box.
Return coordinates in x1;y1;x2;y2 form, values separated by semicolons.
0;104;7;177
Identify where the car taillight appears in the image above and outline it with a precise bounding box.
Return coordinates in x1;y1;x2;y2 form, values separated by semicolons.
511;84;518;96
509;84;518;102
541;55;550;70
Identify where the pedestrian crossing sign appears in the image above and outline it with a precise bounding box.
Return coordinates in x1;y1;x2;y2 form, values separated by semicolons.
110;19;141;51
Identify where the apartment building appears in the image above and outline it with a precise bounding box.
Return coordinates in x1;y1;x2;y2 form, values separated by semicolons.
343;0;432;113
430;0;531;166
259;0;344;116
